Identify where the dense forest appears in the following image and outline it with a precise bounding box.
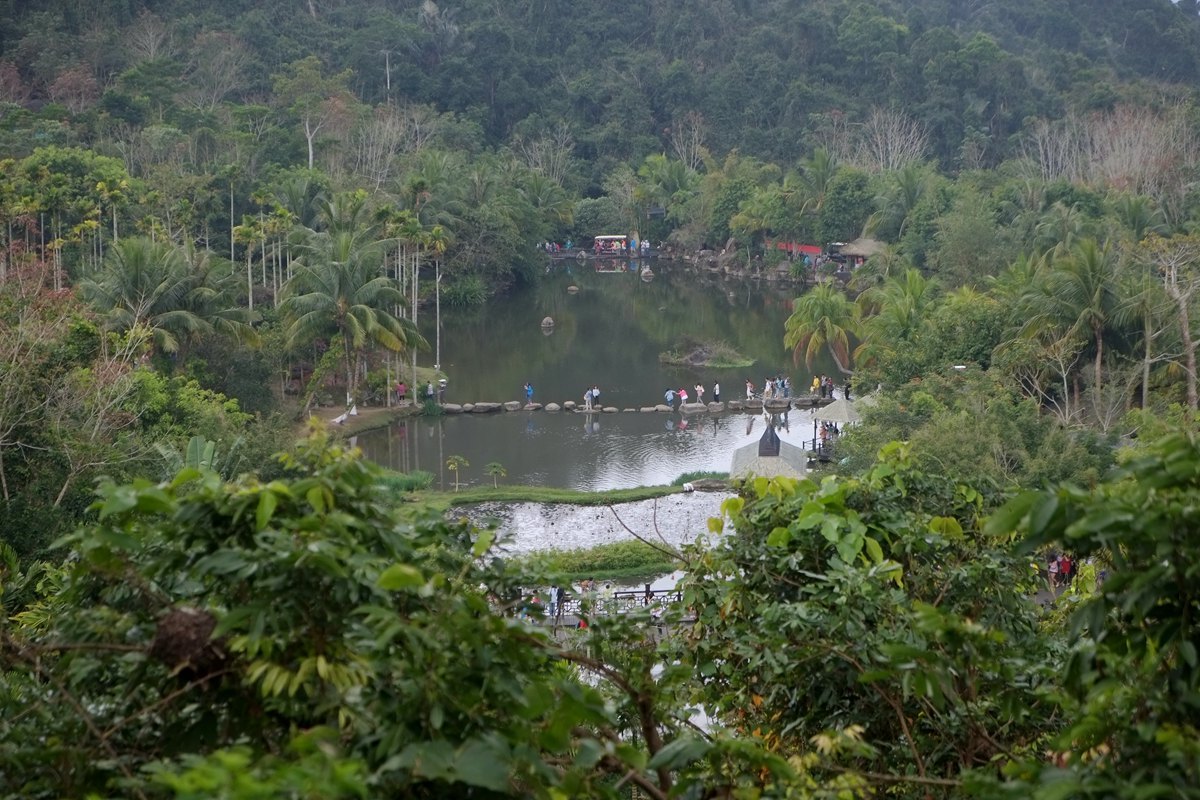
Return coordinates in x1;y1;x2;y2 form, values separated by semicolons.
4;0;1200;797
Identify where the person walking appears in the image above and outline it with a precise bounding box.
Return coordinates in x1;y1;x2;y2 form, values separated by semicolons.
591;385;600;407
524;382;534;404
695;383;705;403
583;386;593;411
396;381;407;404
745;379;754;400
678;386;689;404
713;382;721;403
664;388;676;408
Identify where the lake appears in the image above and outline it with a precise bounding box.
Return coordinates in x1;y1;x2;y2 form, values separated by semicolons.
357;260;836;490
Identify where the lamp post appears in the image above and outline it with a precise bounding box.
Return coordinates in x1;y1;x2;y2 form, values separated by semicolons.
434;259;442;371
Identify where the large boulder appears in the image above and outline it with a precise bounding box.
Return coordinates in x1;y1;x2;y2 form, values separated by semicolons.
462;403;475;412
680;402;708;415
765;398;792;411
544;402;561;412
640;406;658;412
727;400;745;411
707;401;725;413
601;406;618;413
503;401;522;411
563;401;577;411
442;403;464;414
524;402;543;411
744;399;763;411
472;402;503;413
655;404;673;412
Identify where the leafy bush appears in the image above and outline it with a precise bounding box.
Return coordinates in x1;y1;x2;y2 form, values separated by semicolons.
442;274;488;307
523;541;680;581
378;470;435;492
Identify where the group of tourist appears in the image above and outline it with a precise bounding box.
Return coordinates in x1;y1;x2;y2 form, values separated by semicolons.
663;383;721;408
540;240;573;252
810;375;838;398
1046;552;1075;587
582;385;601;410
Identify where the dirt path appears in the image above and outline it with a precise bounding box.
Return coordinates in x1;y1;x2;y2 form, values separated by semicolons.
306;403;419;436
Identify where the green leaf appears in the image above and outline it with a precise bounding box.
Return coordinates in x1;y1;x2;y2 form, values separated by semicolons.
574;738;605;769
472;529;494;557
454;738;510;791
306;485;326;513
928;516;963;538
984;491;1038;538
766;526;791;547
97;486;138;518
721;496;745;518
377;563;424;590
1180;640;1197;668
864;536;884;564
256;491;278;531
647;735;712;770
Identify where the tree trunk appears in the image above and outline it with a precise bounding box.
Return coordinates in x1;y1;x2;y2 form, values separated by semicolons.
1142;319;1152;409
1180;299;1198;410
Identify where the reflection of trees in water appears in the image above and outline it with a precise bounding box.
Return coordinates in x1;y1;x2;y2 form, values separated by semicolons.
425;264;839;401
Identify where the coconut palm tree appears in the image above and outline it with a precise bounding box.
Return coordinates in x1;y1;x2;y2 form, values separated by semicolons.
79;237;256;358
282;193;425;405
784;282;858;373
1020;238;1123;397
854;268;937;366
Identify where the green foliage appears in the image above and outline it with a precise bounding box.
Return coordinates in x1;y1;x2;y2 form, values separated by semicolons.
378;469;436;492
441;273;488;307
819;168;873;244
992;431;1200;795
520;541;680;582
838;369;1113;491
678;448;1057;792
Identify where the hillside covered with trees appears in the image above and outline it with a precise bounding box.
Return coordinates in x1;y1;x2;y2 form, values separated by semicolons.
5;1;1200;797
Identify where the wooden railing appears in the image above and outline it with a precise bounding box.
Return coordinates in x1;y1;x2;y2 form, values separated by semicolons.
541;586;683;619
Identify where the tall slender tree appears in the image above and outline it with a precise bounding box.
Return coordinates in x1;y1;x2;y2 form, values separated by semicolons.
282;193;425;405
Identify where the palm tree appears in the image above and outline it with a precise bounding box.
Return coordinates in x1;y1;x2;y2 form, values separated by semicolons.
1112;193;1166;243
446;454;468;492
867;163;929;239
799;148;838;212
484;461;506;488
282;193;425;405
1020;238;1123;397
784;282;858;373
855;268;937;366
79;237;256;358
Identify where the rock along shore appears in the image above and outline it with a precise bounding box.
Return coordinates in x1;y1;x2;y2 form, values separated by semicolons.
437;396;836;415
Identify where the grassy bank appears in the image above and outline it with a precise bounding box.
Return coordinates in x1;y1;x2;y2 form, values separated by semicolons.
515;540;682;583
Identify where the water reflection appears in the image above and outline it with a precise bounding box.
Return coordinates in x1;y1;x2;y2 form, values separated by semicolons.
360;406;824;491
359;263;838;490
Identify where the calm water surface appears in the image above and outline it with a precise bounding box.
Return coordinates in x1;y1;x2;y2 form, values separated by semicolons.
358;261;835;490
